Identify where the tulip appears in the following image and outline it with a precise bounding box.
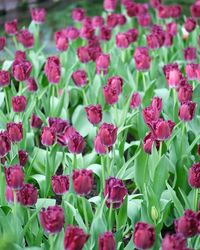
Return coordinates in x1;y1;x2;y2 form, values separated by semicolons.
126;29;138;43
98;123;117;147
64;225;89;250
12;95;27;113
71;69;88;87
103;85;119;105
16;29;34;49
107;76;123;95
67;131;85;154
100;26;112;41
94;135;108;155
0;131;11;157
44;56;61;84
5;165;24;190
72;169;93;195
134;47;151;71
163;63;182;88
18;150;28;167
51;175;70;195
92;16;104;28
188;163;200;188
26;77;38;92
41;127;56;147
106;14;118;28
143;132;160;154
31;8;46;24
18;183;38;206
48;117;69;134
116;14;126;26
54;31;69;52
137;14;151;27
184;17;196;32
85;104;102;125
40;206;65;233
96;54;110;75
178;101;196;121
185;63;198;80
65;26;79;40
6;185;18;203
126;2;138;17
191;3;200;18
15;50;26;61
80;25;95;40
4;19;18;35
12;59;32;82
0;70;10;87
151;119;175;141
150;0;162;9
130;92;141;109
71;8;85;22
30;113;43;129
116;33;130;49
178;84;193;103
98;232;116;250
7;122;23;143
77;46;91;63
104;177;127;208
57;126;77;146
133;222;155;249
0;37;6;50
142;106;160;126
183;47;197;62
103;0;117;12
166;22;177;37
162;234;188;250
163;33;173;47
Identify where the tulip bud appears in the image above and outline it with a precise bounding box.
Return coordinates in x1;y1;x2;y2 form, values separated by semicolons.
126;29;138;43
71;8;85;22
0;131;11;157
65;26;79;40
72;169;93;196
163;63;182;88
94;135;108;155
175;210;198;238
92;16;104;28
152;119;175;141
100;26;112;41
130;92;141;109
162;234;187;250
116;14;127;26
142;106;160;126
5;165;24;190
85;104;102;125
107;76;123;95
31;8;46;24
48;117;69;135
15;50;26;61
7;122;23;143
51;175;70;195
146;33;162;49
151;206;159;221
164;33;173;47
178;101;196;121
103;85;119;105
16;29;34;49
185;63;198;80
6;185;18;203
0;37;6;50
40;206;65;234
80;25;95;40
12;59;32;82
18;150;28;167
183;47;197;62
26;77;38;92
184;17;196;32
67;131;85;154
44;56;61;84
72;69;88;87
188;163;200;188
57;126;77;146
103;0;117;12
133;222;155;250
178;84;193;103
143;132;160;154
12;95;27;113
4;19;18;35
77;46;91;63
98;232;116;250
116;33;130;49
54;30;69;52
104;177;127;208
30;113;43;129
64;225;89;250
98;123;117;147
191;2;200;18
0;70;10;87
96;54;110;75
138;14;151;27
106;14;118;28
166;22;177;37
134;47;151;71
150;0;161;8
41;127;56;147
151;97;162;113
18;183;38;206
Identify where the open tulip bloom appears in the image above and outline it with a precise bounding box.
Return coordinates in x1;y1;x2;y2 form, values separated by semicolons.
1;1;200;249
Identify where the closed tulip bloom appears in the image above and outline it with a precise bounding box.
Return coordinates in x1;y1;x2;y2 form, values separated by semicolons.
48;117;69;135
126;2;138;17
99;123;117;147
72;169;93;196
143;132;160;154
12;95;27;113
15;50;26;61
163;63;182;88
116;33;130;49
150;0;161;9
185;63;198;80
12;59;32;82
7;122;23;143
77;46;91;63
106;14;118;28
64;225;89;250
54;31;69;51
5;165;24;190
67;132;85;154
98;232;116;250
147;33;162;49
134;47;151;71
188;163;200;188
85;104;102;125
184;47;197;62
178;84;193;103
130;92;141;109
51;175;70;195
82;16;92;27
164;33;173;47
157;5;171;19
96;54;110;75
71;8;85;22
162;234;187;250
80;25;95;40
178;101;196;121
65;26;79;40
151;97;162;113
104;177;127;208
142;106;160;126
92;16;104;28
100;26;112;41
166;22;177;37
0;37;6;50
191;2;200;18
107;76;123;95
117;14;127;26
94;134;108;155
103;0;117;12
18;183;38;206
152;119;175;141
0;70;10;87
170;5;182;18
41;127;56;147
18;150;28;167
138;14;151;27
184;17;196;32
16;29;34;49
44;56;61;84
4;19;18;35
6;185;18;203
40;206;65;234
134;222;155;250
175;210;199;238
126;29;138;43
72;69;88;87
26;77;38;92
30;113;43;129
0;131;11;157
31;8;46;24
57;126;77;146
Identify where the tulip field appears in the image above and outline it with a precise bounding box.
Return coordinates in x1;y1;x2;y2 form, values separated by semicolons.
1;0;200;249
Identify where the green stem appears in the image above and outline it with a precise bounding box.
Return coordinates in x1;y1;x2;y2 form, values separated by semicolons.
4;87;10;115
193;188;199;211
72;154;77;170
159;141;162;159
101;156;106;190
142;73;147;92
114;104;118;127
45;147;50;197
49;234;55;250
13;190;18;230
51;85;55;116
82;88;88;105
106;148;110;177
108;204;113;231
82;198;89;229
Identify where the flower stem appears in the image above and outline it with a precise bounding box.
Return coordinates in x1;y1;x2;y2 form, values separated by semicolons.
82;198;89;229
49;234;55;250
82;88;88;105
193;188;199;211
4;87;10;115
108;204;113;231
